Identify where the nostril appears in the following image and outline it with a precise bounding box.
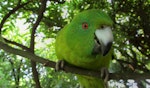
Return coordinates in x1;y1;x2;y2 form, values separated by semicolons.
100;25;105;29
100;25;108;29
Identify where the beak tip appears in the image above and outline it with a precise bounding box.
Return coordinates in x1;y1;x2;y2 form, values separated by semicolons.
102;42;112;56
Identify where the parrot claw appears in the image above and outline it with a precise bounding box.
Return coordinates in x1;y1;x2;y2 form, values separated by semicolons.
100;67;109;83
55;60;65;71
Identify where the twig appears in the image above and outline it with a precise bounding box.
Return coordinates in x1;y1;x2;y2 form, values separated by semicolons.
51;0;65;4
144;80;150;85
29;0;47;88
4;38;30;51
0;41;150;80
30;0;47;51
0;1;31;33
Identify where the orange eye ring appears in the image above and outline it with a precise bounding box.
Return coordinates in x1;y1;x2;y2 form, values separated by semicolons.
82;22;88;29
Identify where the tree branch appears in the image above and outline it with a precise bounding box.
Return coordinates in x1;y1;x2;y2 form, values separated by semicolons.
4;38;30;51
9;58;18;87
8;58;22;88
29;0;47;88
0;41;150;80
51;0;65;4
0;1;31;33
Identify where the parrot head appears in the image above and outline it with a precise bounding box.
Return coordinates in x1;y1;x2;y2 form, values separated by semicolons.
66;9;113;56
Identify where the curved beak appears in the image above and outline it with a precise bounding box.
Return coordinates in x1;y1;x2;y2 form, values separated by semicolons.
93;27;113;56
101;41;112;56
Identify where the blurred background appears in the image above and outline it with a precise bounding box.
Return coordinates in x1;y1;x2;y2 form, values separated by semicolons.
0;0;150;88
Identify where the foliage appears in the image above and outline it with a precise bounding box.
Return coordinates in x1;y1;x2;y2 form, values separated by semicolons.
0;0;150;88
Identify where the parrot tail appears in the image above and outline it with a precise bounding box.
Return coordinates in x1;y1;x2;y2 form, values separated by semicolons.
77;75;106;88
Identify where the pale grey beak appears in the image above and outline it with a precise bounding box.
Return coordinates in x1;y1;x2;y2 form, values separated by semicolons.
92;26;113;56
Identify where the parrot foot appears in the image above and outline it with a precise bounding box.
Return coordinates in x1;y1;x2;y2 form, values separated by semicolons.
55;60;65;71
100;67;109;84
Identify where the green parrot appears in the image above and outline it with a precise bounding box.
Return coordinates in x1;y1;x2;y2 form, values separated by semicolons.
55;9;113;88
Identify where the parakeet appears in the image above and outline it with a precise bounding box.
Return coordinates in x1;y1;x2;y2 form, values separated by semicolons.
55;9;113;88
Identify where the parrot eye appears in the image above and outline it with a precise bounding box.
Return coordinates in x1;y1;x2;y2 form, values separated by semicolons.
82;22;88;29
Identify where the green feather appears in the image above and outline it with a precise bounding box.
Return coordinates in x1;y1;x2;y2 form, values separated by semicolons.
55;9;113;88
